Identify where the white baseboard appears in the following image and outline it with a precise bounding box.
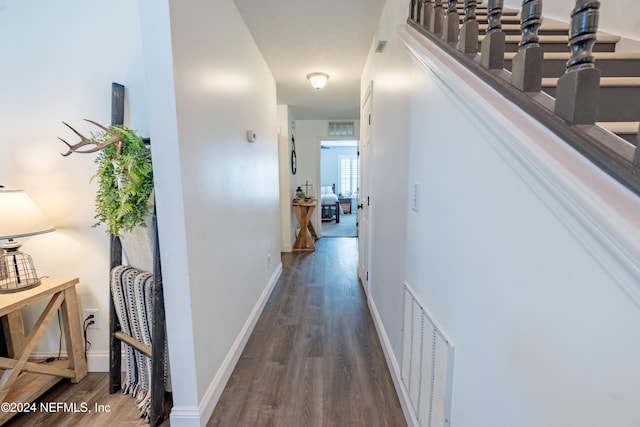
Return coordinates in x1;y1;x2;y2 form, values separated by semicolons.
31;351;125;373
367;293;418;427
86;352;127;373
168;262;282;427
166;406;201;427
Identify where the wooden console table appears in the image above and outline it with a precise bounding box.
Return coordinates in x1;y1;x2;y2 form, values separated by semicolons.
0;277;87;424
292;200;318;252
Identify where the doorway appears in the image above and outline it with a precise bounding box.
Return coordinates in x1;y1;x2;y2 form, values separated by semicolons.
319;139;359;238
358;82;372;293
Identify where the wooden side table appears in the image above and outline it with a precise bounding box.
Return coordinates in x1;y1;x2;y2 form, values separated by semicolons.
292;200;318;252
0;277;87;424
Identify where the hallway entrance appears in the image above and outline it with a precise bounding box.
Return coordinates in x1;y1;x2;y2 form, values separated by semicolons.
319;138;359;238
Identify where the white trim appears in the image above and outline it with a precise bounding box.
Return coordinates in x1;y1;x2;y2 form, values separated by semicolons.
31;351;123;373
166;262;283;427
367;292;416;427
167;406;201;427
399;24;640;307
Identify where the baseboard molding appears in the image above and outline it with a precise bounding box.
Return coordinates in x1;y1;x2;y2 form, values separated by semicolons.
169;262;282;427
31;351;124;373
167;406;201;427
367;293;418;427
85;352;120;372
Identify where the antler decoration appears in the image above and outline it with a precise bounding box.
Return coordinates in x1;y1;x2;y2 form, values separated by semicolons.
58;119;123;156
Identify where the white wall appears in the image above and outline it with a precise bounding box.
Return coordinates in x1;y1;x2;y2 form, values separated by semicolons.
0;0;146;369
364;1;640;426
139;0;282;424
277;105;296;252
360;0;412;360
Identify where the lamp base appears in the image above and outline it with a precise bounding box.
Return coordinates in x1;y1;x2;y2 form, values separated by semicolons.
0;240;42;293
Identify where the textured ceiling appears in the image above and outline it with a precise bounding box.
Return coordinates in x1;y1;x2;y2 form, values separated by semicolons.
234;0;385;120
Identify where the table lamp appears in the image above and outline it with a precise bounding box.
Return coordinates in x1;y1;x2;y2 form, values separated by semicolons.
0;189;55;293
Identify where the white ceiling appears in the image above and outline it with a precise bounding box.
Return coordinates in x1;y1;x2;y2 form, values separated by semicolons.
233;0;386;120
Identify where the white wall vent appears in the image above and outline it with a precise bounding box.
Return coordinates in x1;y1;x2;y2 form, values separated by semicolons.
401;283;455;427
328;121;355;136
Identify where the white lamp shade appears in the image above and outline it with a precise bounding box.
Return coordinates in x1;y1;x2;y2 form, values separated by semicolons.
0;190;55;240
307;72;329;90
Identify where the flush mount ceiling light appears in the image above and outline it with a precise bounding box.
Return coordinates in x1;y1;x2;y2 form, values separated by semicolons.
306;72;329;90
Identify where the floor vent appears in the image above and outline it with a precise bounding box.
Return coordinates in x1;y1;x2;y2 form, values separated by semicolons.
401;284;455;427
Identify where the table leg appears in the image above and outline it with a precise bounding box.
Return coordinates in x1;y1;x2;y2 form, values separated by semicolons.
1;312;25;358
292;204;317;251
307;220;318;241
0;292;64;401
60;286;88;382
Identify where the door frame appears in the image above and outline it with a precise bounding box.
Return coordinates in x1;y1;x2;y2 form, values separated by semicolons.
319;138;360;237
358;81;373;293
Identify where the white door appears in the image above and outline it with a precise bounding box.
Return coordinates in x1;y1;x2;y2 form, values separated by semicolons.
358;82;372;293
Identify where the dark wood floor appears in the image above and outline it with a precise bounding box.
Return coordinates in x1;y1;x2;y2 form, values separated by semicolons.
208;237;406;427
4;237;405;426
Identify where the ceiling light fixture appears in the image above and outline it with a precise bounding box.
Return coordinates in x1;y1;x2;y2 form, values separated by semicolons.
306;72;329;90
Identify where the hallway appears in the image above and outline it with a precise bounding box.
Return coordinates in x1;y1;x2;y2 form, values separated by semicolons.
208;238;406;426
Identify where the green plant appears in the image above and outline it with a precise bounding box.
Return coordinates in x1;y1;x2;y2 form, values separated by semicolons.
92;125;153;236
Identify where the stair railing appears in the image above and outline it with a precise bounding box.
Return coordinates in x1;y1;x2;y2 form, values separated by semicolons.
405;0;640;196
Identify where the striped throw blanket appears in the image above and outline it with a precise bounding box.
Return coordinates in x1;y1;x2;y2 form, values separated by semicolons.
110;265;158;422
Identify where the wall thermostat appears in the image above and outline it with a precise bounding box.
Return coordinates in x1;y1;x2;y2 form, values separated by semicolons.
247;130;257;143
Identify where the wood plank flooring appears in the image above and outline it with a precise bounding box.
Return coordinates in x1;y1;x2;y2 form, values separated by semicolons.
3;372;168;427
3;237;405;426
208;237;406;427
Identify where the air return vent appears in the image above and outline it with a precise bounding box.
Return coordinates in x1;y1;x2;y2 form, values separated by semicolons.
402;284;455;427
328;121;355;136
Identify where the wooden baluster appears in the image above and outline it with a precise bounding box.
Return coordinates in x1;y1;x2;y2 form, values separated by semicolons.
443;0;460;43
421;0;434;29
415;0;423;26
430;0;444;36
635;129;640;167
554;1;601;124
511;0;544;92
480;0;506;68
460;0;479;54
